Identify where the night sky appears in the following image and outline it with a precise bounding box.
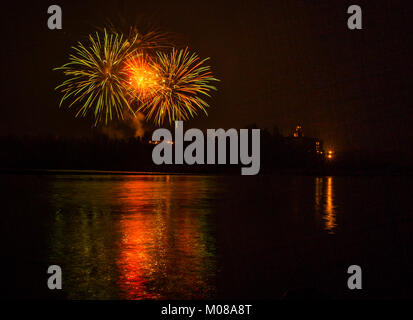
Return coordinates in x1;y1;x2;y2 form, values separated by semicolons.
1;0;411;160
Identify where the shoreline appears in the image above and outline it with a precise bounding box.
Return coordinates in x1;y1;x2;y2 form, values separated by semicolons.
1;167;413;177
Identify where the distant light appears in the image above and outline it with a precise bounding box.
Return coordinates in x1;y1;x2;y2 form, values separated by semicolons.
327;150;334;160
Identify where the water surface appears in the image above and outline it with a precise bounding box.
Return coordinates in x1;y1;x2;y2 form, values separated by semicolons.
2;174;412;299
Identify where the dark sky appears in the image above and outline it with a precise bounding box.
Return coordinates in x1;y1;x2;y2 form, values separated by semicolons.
1;0;411;157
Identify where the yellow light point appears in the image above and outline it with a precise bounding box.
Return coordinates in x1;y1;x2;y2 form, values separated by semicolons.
327;150;334;159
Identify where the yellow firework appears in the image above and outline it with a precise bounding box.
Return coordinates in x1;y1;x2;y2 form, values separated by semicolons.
136;47;219;125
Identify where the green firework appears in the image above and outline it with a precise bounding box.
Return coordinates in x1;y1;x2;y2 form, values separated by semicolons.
54;29;137;125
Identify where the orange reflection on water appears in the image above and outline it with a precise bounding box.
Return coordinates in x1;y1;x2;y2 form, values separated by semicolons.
324;177;337;233
117;213;166;299
116;176;216;299
116;177;169;299
315;176;337;234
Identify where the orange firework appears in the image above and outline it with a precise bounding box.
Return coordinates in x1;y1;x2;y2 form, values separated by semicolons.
124;53;161;102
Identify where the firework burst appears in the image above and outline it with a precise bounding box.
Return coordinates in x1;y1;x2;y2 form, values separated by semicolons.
135;47;219;125
55;28;219;127
54;29;138;125
124;53;161;103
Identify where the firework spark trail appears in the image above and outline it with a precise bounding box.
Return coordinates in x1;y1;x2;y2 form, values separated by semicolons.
126;28;173;52
134;47;219;126
54;29;138;125
106;21;174;52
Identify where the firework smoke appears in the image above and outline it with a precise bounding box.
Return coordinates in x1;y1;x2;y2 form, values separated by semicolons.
100;110;145;140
